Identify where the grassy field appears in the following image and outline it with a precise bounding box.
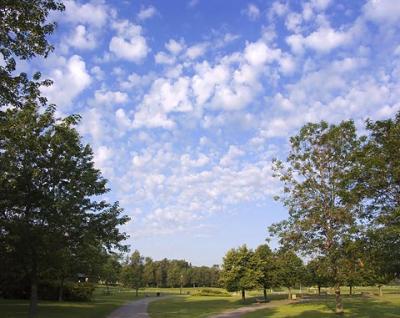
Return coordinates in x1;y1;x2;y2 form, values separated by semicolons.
148;295;253;318
242;294;400;318
0;286;145;318
148;287;400;318
1;286;399;318
148;291;289;318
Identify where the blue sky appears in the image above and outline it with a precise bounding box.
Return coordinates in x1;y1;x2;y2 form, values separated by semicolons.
30;0;400;265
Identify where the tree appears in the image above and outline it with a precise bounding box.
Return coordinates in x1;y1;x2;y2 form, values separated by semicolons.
0;0;64;108
220;245;259;301
359;112;400;279
0;105;129;317
143;257;157;287
275;249;304;300
306;257;331;295
270;121;363;314
121;250;144;296
100;253;122;294
253;244;276;301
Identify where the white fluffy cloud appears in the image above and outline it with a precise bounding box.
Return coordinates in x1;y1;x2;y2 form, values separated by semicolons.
92;90;128;106
42;55;91;108
109;20;150;62
286;26;353;54
67;25;97;50
165;39;185;55
132;38;295;128
244;3;261;21
185;43;208;60
137;5;157;21
363;0;400;24
63;0;108;27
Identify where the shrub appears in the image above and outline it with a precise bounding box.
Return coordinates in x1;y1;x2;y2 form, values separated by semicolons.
192;288;231;297
63;282;96;301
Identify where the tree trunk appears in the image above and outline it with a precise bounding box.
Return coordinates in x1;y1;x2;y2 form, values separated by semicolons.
241;288;245;301
349;285;352;296
58;276;65;301
335;285;344;315
28;271;38;318
378;285;383;297
288;287;292;300
136;288;139;297
263;288;267;302
318;285;321;296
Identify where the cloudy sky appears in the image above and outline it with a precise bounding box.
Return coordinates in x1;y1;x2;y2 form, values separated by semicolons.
31;0;400;265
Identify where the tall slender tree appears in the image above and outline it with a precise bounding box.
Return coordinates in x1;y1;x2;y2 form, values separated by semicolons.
270;121;363;314
253;244;276;301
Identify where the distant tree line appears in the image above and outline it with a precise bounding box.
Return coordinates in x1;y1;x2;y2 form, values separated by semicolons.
101;250;221;296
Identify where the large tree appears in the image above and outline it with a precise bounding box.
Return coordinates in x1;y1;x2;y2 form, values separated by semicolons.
270;121;363;314
220;245;259;301
0;105;129;317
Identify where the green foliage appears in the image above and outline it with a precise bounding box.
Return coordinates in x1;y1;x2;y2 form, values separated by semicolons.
100;254;122;287
359;112;400;280
141;257;220;288
270;120;364;311
253;244;277;291
120;250;145;294
0;0;64;108
220;245;259;299
38;281;95;301
0;105;129;316
191;288;231;297
275;249;304;295
306;257;332;291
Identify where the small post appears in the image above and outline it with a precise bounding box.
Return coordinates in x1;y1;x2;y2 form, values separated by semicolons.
180;274;183;295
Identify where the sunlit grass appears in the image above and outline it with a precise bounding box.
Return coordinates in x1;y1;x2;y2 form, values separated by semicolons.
242;294;400;318
1;286;399;318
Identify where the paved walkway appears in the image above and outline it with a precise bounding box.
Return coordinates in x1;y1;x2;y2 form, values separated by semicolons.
208;300;293;318
107;297;161;318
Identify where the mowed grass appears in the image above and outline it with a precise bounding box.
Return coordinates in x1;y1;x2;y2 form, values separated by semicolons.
148;295;248;318
148;287;400;318
148;292;288;318
0;286;145;318
242;294;400;318
1;286;399;318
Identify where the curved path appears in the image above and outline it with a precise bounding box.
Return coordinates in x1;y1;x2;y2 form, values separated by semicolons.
107;297;161;318
208;299;293;318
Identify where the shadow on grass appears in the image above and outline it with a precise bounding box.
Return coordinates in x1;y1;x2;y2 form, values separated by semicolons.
148;295;293;318
0;290;145;318
243;294;400;318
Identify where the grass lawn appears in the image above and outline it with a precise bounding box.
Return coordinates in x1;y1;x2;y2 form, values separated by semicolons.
148;295;246;318
0;286;145;318
242;294;400;318
148;293;288;318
